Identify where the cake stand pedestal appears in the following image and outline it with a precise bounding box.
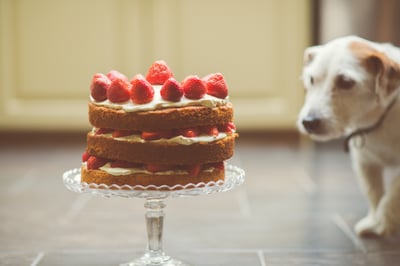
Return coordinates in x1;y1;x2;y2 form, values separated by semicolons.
62;164;245;266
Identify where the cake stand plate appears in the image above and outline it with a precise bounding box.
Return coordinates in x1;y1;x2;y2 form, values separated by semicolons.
62;164;245;266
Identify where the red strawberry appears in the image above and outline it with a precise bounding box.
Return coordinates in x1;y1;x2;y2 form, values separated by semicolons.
160;77;184;102
187;164;201;176
86;156;108;170
82;151;90;162
212;162;225;170
146;164;172;173
110;160;142;168
106;70;128;82
90;73;111;101
112;130;137;138
130;74;154;104
107;78;131;103
178;127;200;138
182;76;206;99
142;130;173;140
145;60;173;85
95;128;113;135
204;73;228;99
202;125;219;136
218;122;236;133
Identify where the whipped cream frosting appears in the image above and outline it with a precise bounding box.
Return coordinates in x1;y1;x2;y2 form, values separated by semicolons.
91;128;229;145
90;85;228;112
82;162;216;176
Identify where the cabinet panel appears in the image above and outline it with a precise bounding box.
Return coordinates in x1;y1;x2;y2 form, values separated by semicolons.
0;0;310;131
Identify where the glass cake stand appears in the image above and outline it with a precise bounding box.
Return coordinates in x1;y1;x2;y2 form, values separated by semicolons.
62;164;245;266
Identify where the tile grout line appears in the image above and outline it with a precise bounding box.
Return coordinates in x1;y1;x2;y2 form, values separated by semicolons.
8;168;38;195
257;250;266;266
59;194;92;225
332;213;367;253
30;251;45;266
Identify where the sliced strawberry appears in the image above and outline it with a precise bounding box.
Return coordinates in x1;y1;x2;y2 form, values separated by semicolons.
160;77;184;102
106;70;128;82
202;125;219;136
218;122;236;133
187;164;201;176
177;127;200;138
204;73;228;99
82;151;90;162
112;130;136;138
145;60;173;85
182;75;206;99
110;160;142;168
212;162;225;170
142;130;173;140
95;128;113;135
107;78;131;103
146;164;173;173
86;156;108;170
130;74;154;104
90;73;111;101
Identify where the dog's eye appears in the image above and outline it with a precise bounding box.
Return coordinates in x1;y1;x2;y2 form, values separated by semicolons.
336;74;355;90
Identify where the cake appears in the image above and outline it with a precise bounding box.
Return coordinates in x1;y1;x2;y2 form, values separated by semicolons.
81;60;237;189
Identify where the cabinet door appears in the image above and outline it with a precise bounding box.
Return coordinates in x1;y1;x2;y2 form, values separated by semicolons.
0;0;310;131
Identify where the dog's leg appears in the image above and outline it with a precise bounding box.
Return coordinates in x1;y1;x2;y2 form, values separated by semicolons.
369;174;400;237
352;161;384;236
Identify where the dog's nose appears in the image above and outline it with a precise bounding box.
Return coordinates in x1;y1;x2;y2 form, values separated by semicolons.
302;116;321;134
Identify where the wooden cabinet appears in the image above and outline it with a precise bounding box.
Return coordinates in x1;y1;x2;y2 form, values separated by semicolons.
0;0;311;131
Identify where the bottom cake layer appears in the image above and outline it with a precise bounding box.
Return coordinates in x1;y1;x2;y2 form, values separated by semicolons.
81;165;224;189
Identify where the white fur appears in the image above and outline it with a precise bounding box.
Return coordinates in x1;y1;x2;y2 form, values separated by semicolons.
298;36;400;237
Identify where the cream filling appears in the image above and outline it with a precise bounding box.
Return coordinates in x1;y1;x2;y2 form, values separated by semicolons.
83;162;215;176
92;128;230;145
90;85;228;112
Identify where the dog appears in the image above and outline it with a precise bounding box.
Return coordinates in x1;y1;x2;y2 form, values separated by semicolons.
297;36;400;237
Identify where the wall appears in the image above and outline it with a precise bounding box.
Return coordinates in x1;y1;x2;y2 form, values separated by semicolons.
0;0;311;131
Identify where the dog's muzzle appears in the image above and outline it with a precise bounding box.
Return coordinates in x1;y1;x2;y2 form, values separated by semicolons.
301;116;321;134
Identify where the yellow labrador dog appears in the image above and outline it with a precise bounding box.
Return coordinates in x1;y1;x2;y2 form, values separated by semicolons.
298;36;400;237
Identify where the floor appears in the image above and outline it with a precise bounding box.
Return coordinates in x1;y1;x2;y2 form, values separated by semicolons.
1;132;400;266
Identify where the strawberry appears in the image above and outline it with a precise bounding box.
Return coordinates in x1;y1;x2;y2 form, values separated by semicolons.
90;73;111;101
145;60;173;85
86;156;108;170
187;164;201;176
182;75;206;99
107;78;131;103
218;122;236;133
212;162;225;170
160;77;184;102
142;130;173;140
130;74;154;104
177;127;200;138
146;164;172;173
202;125;219;136
95;128;113;135
204;73;228;99
110;160;142;168
106;70;128;82
112;130;137;138
82;151;90;162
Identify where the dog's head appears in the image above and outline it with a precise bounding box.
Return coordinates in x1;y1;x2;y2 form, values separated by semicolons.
297;36;400;141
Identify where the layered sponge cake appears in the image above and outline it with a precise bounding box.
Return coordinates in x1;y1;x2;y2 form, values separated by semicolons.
81;60;237;188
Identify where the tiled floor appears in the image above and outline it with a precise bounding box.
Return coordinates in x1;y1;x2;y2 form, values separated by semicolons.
1;132;400;266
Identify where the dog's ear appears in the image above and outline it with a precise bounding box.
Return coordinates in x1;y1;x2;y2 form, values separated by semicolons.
304;46;321;66
365;52;400;102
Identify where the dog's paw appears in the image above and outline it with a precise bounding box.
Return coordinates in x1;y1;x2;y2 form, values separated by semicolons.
355;214;395;237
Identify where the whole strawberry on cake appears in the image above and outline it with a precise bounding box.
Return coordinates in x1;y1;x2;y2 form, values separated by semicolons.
81;60;237;188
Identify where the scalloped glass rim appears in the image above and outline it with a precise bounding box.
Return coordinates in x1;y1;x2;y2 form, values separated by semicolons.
62;164;245;198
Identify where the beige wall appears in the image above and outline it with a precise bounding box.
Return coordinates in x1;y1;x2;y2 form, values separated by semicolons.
0;0;311;131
